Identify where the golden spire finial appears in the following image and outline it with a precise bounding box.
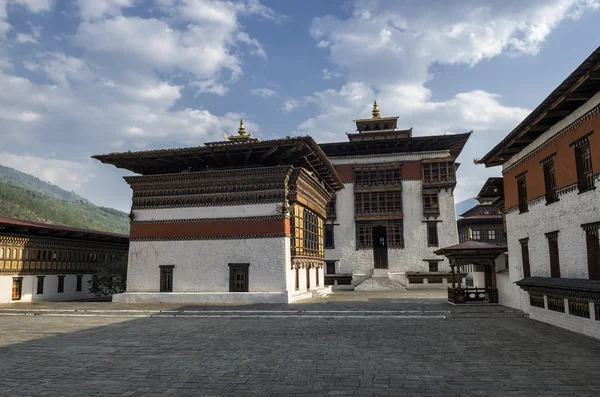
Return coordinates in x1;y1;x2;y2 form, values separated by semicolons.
238;118;247;136
372;100;380;119
225;118;255;141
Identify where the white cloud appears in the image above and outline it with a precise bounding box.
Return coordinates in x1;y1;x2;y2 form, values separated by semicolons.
76;0;137;20
11;0;53;13
0;152;94;191
250;87;277;97
15;32;38;43
322;68;341;80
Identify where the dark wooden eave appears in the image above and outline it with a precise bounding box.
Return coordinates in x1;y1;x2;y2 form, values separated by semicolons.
457;216;503;230
478;46;600;167
320;131;472;159
0;217;129;244
476;177;504;199
93;136;344;191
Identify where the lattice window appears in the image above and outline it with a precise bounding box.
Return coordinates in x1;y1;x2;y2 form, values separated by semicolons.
547;296;565;312
423;191;439;215
229;263;249;292
516;173;528;213
354;190;402;216
427;222;438;247
472;230;481;240
291;205;324;258
422;161;455;184
542;156;558;203
574;138;594;192
568;300;590;318
387;220;404;248
356;220;403;249
324;224;335;249
530;294;544;308
326;195;336;219
487;230;496;241
354;166;401;187
356;222;373;249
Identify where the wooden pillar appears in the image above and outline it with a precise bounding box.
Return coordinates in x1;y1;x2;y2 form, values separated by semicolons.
456;264;462;292
483;264;490;290
450;265;456;289
491;262;497;289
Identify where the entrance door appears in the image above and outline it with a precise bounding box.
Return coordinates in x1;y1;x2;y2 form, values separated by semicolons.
306;267;310;290
373;226;389;269
12;277;23;301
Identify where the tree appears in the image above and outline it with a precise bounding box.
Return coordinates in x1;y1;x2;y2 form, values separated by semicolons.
88;258;128;297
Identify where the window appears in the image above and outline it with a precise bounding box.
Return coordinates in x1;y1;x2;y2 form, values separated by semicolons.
427;222;439;247
76;275;83;292
546;231;560;278
291;206;324;258
36;276;45;295
159;265;174;292
326;195;336;219
472;230;481;240
487;230;496;241
324;224;335;249
428;261;439;272
542;156;558;203
423;191;439;215
573;136;594;192
422;161;455;184
229;263;249;292
326;261;336;275
57;276;65;293
12;277;22;301
516;173;528;213
583;222;600;280
316;267;319;287
356;220;404;249
354;165;401;187
519;238;530;278
354;190;402;216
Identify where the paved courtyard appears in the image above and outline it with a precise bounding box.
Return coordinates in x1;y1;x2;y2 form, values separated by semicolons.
1;291;600;397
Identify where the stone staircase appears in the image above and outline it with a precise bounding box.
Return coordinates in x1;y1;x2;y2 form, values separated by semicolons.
354;276;405;291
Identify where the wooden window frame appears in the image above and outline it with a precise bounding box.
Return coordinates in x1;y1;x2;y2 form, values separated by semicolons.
12;277;22;301
519;238;531;278
295;267;299;291
426;221;439;247
422;191;439;216
57;275;65;293
516;172;528;213
76;275;83;292
356;220;404;249
545;231;560;278
583;222;600;280
159;265;174;292
571;132;595;193
326;195;337;219
229;263;249;292
37;276;45;295
326;261;336;275
541;154;558;204
291;205;324;258
354;164;402;188
472;230;481;240
354;190;403;217
487;230;496;241
324;223;335;249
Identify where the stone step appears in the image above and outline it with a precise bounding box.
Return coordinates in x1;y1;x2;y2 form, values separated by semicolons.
354;277;406;292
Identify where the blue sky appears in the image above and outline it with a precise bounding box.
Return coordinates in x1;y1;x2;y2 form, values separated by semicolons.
0;0;599;212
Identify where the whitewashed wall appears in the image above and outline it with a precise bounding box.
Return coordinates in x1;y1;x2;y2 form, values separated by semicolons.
126;237;290;293
503;178;600;311
0;274;95;303
325;179;458;278
133;203;278;222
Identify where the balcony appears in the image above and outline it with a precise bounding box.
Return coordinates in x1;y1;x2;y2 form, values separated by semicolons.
448;287;499;304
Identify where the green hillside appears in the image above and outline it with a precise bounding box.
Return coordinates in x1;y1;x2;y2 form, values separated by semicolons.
0;164;129;234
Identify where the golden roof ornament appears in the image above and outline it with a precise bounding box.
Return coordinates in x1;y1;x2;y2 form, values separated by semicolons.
224;118;254;141
372;100;381;119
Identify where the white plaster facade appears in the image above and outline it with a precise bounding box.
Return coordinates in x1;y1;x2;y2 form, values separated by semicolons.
0;274;94;303
501;180;600;311
325;152;459;286
133;203;278;222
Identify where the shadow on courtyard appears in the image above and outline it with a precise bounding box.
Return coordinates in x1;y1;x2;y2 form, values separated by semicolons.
1;299;600;396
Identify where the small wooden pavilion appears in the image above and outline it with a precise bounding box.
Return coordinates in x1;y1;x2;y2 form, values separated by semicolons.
434;241;507;304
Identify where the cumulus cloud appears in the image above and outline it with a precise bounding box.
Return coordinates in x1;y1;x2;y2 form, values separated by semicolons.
250;87;277;97
0;152;94;191
76;0;137;20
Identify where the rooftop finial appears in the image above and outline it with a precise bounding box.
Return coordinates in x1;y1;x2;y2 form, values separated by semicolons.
224;118;256;141
372;100;380;119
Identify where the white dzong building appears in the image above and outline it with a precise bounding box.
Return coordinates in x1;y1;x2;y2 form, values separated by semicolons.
319;102;472;289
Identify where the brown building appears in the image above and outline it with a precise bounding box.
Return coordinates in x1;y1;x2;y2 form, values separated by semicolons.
0;217;129;303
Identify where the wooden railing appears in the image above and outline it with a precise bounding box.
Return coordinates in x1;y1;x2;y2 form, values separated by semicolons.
448;287;498;304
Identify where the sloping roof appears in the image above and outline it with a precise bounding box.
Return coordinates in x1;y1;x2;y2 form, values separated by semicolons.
434;241;507;254
478;46;600;167
459;203;501;218
319;131;472;159
516;277;600;293
457;216;503;229
93;136;344;191
0;216;129;243
477;177;504;199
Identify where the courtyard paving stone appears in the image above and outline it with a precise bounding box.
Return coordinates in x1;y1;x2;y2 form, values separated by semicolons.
0;292;599;396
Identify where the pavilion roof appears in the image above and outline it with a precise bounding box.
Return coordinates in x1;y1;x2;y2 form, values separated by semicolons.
93;136;344;191
0;216;129;244
319;131;472;159
434;241;507;256
478;46;600;167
